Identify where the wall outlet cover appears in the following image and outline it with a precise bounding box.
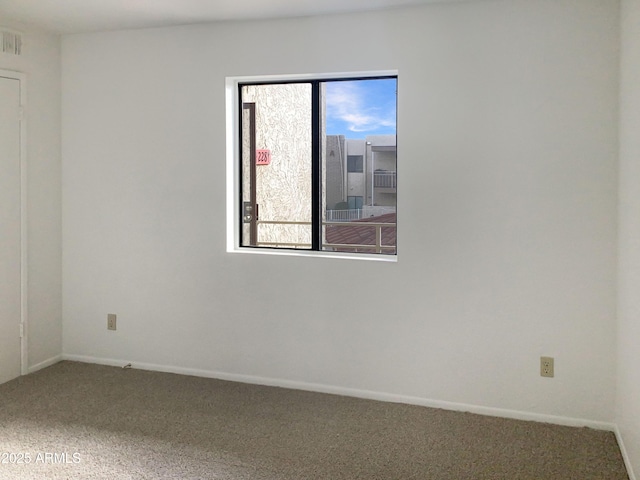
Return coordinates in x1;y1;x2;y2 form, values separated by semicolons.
540;356;554;378
107;314;117;331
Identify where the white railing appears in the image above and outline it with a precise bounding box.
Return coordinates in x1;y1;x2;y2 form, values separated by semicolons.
326;209;363;221
374;171;396;189
326;206;396;221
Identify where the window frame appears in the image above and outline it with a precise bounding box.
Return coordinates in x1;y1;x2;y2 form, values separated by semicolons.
225;71;398;262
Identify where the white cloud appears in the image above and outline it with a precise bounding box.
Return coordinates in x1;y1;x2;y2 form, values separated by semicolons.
325;81;396;134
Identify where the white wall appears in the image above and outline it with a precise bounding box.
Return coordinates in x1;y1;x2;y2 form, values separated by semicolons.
62;0;619;423
617;0;640;475
0;24;62;370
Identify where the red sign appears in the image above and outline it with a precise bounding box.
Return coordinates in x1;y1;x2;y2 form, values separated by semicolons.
256;149;271;165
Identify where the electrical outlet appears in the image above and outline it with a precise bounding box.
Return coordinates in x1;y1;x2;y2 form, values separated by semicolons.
107;314;117;331
540;356;554;377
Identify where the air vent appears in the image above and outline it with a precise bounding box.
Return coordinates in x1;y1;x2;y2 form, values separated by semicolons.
1;30;22;55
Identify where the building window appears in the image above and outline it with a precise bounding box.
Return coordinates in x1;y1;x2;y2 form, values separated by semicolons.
347;155;363;172
347;196;363;210
237;74;397;256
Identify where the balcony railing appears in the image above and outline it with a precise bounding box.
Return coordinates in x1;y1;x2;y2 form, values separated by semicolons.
254;219;396;254
374;171;396;189
326;209;363;221
326;206;396;221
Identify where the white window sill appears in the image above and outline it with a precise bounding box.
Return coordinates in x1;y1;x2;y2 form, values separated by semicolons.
227;247;397;263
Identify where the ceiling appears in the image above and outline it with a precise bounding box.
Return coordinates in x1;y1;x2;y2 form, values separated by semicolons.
0;0;448;35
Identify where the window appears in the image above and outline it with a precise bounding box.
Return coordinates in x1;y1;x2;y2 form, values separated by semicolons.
347;196;363;210
347;155;363;173
236;74;397;256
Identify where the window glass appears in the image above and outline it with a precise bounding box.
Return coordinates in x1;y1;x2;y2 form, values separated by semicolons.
240;84;312;249
239;76;397;255
347;155;363;172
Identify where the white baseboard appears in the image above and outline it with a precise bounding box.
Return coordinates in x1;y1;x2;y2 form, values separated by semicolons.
28;354;63;374
615;425;637;480
62;353;616;432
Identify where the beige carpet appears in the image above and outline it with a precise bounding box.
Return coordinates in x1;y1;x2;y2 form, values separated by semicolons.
0;361;629;479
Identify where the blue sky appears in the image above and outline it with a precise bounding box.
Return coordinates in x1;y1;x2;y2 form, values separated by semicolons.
324;78;397;139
